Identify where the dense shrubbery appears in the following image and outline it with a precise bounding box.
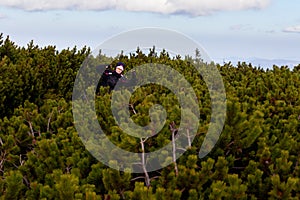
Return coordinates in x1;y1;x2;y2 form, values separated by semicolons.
0;33;299;199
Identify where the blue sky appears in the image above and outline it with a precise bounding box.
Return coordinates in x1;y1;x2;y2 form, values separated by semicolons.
1;0;300;63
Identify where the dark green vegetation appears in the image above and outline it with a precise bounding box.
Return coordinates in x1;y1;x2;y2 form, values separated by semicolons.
0;33;299;199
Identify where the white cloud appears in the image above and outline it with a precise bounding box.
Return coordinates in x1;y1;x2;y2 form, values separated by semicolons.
0;0;271;16
283;25;300;33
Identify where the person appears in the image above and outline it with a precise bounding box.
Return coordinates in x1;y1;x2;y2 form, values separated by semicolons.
99;62;136;91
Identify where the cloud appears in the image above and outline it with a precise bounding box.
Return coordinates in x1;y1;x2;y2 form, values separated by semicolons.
0;0;271;16
230;24;253;31
283;25;300;33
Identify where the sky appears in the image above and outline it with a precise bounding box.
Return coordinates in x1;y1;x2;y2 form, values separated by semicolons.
1;0;300;65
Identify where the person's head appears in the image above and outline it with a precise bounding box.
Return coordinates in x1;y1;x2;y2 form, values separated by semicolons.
115;62;125;74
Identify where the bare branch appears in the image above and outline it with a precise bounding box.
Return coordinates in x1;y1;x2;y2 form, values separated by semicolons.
131;176;145;181
169;121;178;176
186;129;191;147
19;154;24;166
176;147;186;152
23;176;30;187
57;106;64;114
129;104;137;115
0;151;7;173
26;120;35;137
47;111;54;132
140;137;150;187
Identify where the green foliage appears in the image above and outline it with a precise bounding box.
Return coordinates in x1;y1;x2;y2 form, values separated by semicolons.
102;168;131;198
1;170;25;200
54;171;80;200
0;35;300;199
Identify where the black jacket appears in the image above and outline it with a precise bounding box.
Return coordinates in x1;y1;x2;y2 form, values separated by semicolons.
100;69;122;90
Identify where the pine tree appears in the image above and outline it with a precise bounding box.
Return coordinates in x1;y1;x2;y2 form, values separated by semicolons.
2;170;25;200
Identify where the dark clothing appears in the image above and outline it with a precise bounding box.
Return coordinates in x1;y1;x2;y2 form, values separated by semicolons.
99;64;137;92
99;69;122;91
99;69;120;89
